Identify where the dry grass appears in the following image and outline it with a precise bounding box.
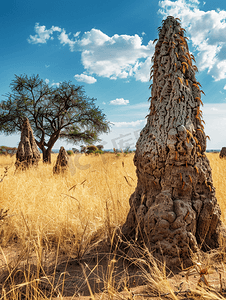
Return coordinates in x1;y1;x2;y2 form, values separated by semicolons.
0;152;226;299
0;153;135;251
207;153;226;223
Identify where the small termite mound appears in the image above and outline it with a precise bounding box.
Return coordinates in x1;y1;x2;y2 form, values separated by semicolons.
15;118;41;170
219;147;226;159
122;16;226;268
53;146;69;174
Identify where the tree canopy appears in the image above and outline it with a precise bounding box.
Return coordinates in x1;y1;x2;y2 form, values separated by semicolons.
0;74;110;162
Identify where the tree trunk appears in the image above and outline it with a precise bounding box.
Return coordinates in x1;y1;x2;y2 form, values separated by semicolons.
42;147;52;164
35;138;55;164
122;16;226;268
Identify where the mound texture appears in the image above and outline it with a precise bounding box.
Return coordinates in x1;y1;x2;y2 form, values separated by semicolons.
219;147;226;159
122;16;226;267
15;118;41;169
53;146;69;174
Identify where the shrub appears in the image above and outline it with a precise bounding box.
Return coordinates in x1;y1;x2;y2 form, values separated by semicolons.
94;149;104;155
96;145;104;151
124;146;131;156
86;145;98;154
80;145;86;153
0;146;17;156
67;150;73;156
72;148;79;153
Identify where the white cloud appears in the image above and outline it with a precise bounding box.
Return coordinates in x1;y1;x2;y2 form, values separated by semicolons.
58;29;77;51
79;29;110;46
110;98;129;105
133;57;152;82
78;29;154;81
45;79;60;87
28;25;155;82
159;0;226;81
74;31;81;38
112;120;146;128
51;81;60;87
28;23;61;44
202;103;226;149
74;73;97;84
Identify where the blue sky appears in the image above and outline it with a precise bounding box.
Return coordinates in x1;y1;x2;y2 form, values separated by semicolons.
1;0;226;150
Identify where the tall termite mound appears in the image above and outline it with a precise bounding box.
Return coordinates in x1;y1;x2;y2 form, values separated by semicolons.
53;146;69;174
15;118;41;169
122;16;225;267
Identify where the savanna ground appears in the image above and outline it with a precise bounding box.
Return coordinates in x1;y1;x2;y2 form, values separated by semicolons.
1;152;226;299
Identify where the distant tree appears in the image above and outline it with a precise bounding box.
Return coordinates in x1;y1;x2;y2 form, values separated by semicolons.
96;144;104;151
0;74;110;163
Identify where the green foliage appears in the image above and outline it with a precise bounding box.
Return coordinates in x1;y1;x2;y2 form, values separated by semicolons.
94;149;104;155
67;150;73;156
86;145;98;154
0;146;17;156
96;144;104;151
0;74;110;162
124;146;130;155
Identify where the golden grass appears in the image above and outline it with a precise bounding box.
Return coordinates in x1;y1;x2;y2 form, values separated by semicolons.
1;152;226;299
207;153;226;223
1;152;226;253
0;153;136;251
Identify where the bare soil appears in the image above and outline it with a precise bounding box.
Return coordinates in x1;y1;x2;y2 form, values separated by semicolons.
1;242;226;300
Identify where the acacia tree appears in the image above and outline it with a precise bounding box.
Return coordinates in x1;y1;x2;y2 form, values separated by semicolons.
0;74;110;163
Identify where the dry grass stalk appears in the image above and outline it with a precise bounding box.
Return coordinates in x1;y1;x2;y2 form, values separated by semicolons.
0;153;226;299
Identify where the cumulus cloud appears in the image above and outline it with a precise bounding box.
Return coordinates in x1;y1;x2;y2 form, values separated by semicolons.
44;78;60;86
28;23;61;44
28;25;155;82
58;29;78;51
110;98;129;105
78;29;154;81
74;73;97;84
51;82;60;87
159;0;226;81
112;120;145;127
133;57;152;82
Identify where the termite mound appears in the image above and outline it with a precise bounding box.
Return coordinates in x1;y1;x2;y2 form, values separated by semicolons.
122;16;226;268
